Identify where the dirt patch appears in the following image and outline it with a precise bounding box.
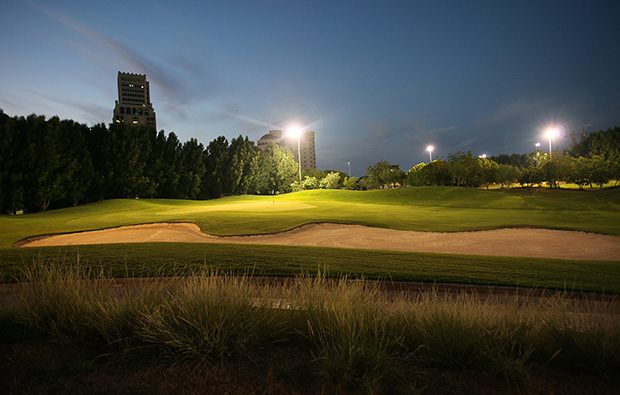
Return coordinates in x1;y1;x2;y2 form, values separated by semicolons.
16;222;620;261
2;342;618;394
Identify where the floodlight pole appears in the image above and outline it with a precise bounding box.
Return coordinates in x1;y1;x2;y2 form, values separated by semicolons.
297;133;302;191
545;128;557;158
548;136;553;157
426;145;434;163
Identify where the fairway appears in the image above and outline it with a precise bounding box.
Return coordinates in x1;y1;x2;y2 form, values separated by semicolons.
2;187;620;291
151;201;317;215
2;187;620;248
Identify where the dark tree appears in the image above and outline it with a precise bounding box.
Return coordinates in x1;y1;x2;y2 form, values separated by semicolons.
572;126;620;161
177;138;205;200
100;123;156;198
58;119;95;206
24;115;68;211
202;136;232;199
0;111;25;213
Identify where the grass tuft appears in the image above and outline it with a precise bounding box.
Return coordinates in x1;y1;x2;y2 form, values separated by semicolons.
532;294;620;379
6;261;620;391
293;276;403;393
136;273;283;363
16;256;165;346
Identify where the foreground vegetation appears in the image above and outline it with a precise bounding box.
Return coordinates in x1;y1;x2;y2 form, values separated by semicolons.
2;264;619;393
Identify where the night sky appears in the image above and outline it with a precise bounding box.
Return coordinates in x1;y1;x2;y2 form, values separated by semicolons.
1;1;619;176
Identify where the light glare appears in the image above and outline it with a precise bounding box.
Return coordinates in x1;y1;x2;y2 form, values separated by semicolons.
545;128;558;139
287;125;302;138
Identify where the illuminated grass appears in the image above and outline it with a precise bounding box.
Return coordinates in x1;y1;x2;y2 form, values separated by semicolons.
1;187;619;249
1;187;618;292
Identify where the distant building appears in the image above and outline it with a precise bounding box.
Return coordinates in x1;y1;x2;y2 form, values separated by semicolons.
257;129;316;171
112;72;156;127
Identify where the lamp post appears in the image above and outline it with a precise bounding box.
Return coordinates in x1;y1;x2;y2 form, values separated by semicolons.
288;126;303;191
426;145;434;163
545;128;557;157
347;161;351;177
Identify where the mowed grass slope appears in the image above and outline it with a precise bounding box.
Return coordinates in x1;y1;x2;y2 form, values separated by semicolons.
1;187;620;248
2;243;619;292
1;187;619;291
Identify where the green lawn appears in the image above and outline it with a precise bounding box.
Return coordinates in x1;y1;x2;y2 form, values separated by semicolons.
2;187;620;247
2;243;619;292
1;187;619;291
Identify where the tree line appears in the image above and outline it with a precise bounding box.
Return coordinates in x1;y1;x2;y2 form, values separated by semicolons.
2;109;618;213
366;126;620;190
0;110;302;214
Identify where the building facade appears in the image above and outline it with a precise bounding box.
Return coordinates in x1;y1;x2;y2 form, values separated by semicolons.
257;130;316;171
112;72;156;127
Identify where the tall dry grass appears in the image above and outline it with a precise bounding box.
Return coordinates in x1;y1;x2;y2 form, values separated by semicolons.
135;274;285;362
6;260;620;392
15;257;166;345
288;276;404;392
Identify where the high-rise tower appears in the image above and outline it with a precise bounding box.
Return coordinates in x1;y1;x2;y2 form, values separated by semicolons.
112;72;156;127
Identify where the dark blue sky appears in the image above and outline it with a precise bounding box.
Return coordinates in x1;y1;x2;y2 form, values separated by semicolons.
1;1;619;176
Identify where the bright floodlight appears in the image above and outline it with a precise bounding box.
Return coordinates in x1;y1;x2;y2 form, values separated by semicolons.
545;128;558;156
287;125;302;138
426;145;434;162
545;128;558;139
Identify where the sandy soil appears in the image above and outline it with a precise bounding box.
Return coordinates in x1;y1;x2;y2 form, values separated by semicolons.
17;222;620;261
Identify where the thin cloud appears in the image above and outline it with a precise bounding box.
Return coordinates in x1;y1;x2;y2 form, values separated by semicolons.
0;91;61;119
364;118;459;148
474;97;552;130
32;2;208;108
220;104;278;130
445;137;477;153
168;53;204;77
29;90;110;123
366;119;397;139
0;96;18;111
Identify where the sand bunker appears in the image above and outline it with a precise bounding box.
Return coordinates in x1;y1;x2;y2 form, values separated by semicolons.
17;222;620;261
